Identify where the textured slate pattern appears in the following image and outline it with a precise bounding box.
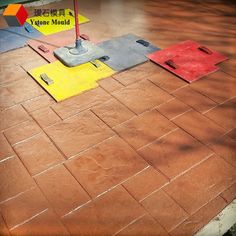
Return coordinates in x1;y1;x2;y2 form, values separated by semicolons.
0;23;42;53
98;34;160;71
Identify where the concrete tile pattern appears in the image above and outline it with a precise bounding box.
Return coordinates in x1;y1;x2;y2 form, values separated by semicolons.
10;209;69;236
190;71;236;104
66;136;148;198
139;129;213;179
173;86;217;113
0;133;14;161
98;77;124;93
0;105;30;131
0;65;26;86
220;58;236;78
4;120;41;145
122;167;168;201
0;157;35;203
195;199;236;236
0;187;48;229
0;77;44;110
208;135;236;168
22;94;56;113
14;133;65;176
114;110;177;150
221;183;236;204
170;196;227;236
204;97;236;131
113;61;160;86
147;68;187;93
113;79;173;114
165;155;236;214
226;128;236;140
156;98;191;120
141;190;188;232
34;165;90;216
0;214;10;236
44;111;114;158
173;110;225;144
31;107;61;128
51;87;112;119
116;214;168;236
0;0;236;235
91;98;135;128
62;186;145;236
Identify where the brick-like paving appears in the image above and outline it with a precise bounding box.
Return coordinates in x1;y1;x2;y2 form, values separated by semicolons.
0;0;236;235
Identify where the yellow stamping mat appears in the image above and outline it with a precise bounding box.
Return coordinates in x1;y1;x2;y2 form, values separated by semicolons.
29;60;116;102
27;9;89;35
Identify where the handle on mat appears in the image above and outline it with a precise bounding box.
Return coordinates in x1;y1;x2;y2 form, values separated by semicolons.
198;46;212;55
24;24;33;33
99;56;110;62
40;73;54;85
80;34;90;40
90;60;101;68
136;39;150;47
38;45;49;53
165;59;178;69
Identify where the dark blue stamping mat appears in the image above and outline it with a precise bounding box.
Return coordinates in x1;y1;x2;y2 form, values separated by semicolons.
0;23;42;53
98;33;160;71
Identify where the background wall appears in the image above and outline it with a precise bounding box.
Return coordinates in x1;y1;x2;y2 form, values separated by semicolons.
1;0;36;8
0;0;63;9
0;0;63;10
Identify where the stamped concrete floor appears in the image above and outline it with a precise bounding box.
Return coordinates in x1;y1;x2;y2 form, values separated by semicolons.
0;0;236;235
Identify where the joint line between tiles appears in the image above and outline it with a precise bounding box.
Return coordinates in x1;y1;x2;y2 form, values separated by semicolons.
137;127;179;152
139;153;214;206
63;164;93;199
11;132;42;147
120;184;167;230
169;187;236;233
67;134;117;160
49;106;64;121
170;114;224;146
169;108;193;121
21;105;68;160
94;165;151;200
169;83;188;94
155;97;176;109
138;181;170;203
189;85;219;104
112;213;146;236
9;208;48;231
57;96;113;122
61;166;151;217
61;200;92;218
0;155;15;164
110;127;150;163
0;186;36;205
169;152;214;182
32;134;117;176
108;90;140;116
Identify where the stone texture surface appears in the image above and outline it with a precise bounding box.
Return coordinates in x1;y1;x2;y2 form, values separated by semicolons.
141;190;188;232
66;136;148;198
44;111;114;158
34;165;90;216
114;110;177;150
